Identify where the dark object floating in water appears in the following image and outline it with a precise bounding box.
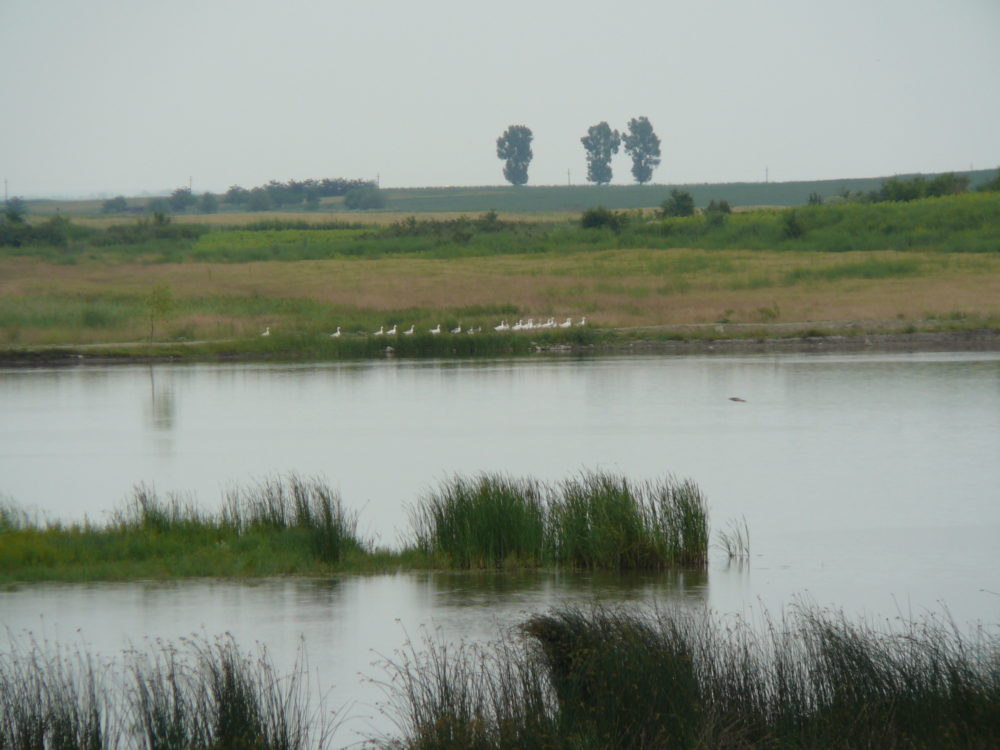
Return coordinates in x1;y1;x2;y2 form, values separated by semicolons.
728;396;747;402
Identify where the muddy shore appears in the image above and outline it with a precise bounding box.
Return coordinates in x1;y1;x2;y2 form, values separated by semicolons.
2;328;997;367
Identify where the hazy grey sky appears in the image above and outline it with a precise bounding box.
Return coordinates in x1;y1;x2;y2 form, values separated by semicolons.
2;0;998;197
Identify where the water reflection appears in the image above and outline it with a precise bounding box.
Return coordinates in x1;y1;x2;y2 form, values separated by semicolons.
144;366;176;432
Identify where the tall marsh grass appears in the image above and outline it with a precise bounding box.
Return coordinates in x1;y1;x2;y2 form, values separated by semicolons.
410;474;548;568
0;475;363;581
0;634;332;749
410;472;709;570
378;604;1000;749
2;471;708;581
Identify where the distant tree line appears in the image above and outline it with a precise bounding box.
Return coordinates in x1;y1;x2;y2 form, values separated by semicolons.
100;177;379;215
497;117;662;187
834;170;1000;204
221;178;375;211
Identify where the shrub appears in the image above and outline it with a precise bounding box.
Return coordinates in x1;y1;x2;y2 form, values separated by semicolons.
344;185;387;210
102;196;128;214
976;167;1000;192
580;206;627;232
659;189;695;218
782;209;805;239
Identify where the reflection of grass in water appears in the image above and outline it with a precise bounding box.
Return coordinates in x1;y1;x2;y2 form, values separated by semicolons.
0;633;333;749
382;604;1000;750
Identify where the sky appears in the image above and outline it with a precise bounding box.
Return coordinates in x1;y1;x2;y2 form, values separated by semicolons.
1;0;998;198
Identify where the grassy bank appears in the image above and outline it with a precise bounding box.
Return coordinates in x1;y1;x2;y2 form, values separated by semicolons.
1;193;998;356
382;604;1000;749
0;472;709;583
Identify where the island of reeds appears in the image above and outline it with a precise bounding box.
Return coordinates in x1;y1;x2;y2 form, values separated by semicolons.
0;471;710;583
2;604;997;749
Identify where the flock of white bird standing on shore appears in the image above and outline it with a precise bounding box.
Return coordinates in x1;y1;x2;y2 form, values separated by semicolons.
262;317;587;338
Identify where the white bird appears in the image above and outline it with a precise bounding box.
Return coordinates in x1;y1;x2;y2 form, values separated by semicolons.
403;324;415;335
494;320;509;331
373;326;385;336
260;327;270;337
525;318;535;329
450;324;462;334
330;327;342;338
576;316;587;326
559;317;572;328
387;324;398;336
430;324;441;334
512;319;524;331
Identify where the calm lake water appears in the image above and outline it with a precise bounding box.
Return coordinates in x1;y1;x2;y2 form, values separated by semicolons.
2;352;998;744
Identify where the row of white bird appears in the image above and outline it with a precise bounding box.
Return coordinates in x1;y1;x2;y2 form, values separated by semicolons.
262;317;588;338
341;316;588;338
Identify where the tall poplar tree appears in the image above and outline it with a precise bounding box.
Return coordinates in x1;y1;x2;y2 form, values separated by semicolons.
581;122;621;185
622;117;661;184
496;125;533;186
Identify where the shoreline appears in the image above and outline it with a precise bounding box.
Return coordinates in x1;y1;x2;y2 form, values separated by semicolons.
1;327;998;367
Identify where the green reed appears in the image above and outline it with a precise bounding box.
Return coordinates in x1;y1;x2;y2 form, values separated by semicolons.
410;474;548;568
2;471;706;581
0;475;364;582
378;604;1000;750
0;634;332;749
409;471;709;571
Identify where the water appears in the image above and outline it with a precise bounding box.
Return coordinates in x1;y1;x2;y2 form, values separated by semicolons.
2;352;999;744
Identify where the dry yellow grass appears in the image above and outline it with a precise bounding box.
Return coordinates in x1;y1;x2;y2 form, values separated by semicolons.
3;246;998;347
69;209;558;230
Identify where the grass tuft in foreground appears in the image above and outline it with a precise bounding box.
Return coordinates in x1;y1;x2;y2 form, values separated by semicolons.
378;604;1000;750
0;633;332;749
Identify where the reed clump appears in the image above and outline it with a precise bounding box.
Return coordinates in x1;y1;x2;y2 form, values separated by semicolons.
409;471;709;571
549;474;708;569
410;474;548;568
378;604;1000;750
